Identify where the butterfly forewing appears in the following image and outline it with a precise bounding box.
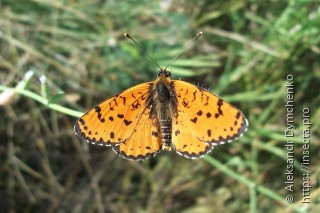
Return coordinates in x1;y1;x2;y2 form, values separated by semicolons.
171;80;248;146
75;82;153;146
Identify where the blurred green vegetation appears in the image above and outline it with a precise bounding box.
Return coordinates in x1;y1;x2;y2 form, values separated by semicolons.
0;0;319;212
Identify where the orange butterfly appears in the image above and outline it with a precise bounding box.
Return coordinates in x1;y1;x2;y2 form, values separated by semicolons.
74;33;248;160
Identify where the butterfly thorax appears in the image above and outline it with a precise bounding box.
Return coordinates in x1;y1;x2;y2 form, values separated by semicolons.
150;69;177;151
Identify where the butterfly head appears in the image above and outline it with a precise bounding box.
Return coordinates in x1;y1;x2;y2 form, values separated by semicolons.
157;67;172;79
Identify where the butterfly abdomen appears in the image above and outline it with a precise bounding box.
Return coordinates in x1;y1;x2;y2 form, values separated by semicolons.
159;117;172;151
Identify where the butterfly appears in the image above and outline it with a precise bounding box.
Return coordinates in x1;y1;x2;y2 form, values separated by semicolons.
74;33;248;160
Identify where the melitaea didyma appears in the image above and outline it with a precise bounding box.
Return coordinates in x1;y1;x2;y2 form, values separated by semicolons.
74;33;248;160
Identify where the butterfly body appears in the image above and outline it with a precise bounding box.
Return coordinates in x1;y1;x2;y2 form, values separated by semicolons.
149;69;177;151
75;68;248;160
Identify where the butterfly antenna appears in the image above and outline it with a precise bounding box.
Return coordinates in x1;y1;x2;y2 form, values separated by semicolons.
165;32;202;71
124;33;162;70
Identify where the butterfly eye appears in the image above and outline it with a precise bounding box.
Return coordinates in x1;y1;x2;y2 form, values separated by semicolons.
165;71;171;77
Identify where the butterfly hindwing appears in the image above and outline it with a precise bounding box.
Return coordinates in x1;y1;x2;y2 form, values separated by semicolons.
75;82;153;146
172;113;212;159
172;80;248;148
112;107;161;160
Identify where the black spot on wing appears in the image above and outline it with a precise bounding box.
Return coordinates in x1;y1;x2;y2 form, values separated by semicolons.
124;119;132;126
79;118;85;125
191;90;197;102
184;89;189;95
110;132;115;139
175;130;180;136
152;131;159;137
109;98;118;110
95;106;105;123
97;113;105;123
214;98;224;118
217;98;223;107
94;106;101;112
236;112;241;119
207;129;211;137
214;109;223;119
201;93;209;106
182;98;189;108
190;117;197;123
120;96;126;105
132;100;141;109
